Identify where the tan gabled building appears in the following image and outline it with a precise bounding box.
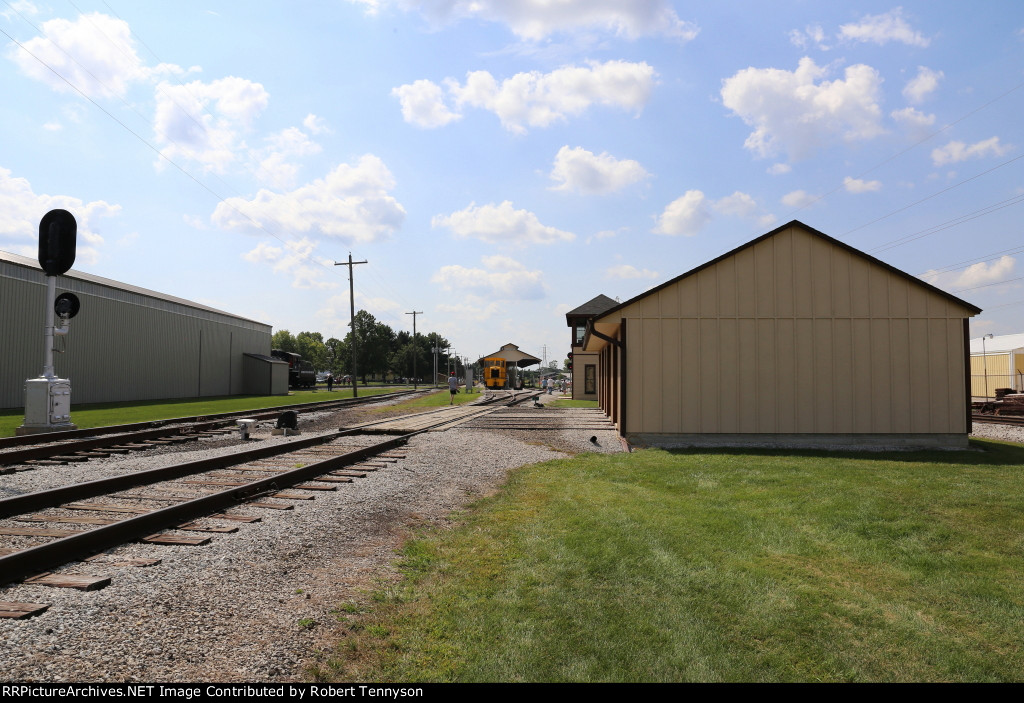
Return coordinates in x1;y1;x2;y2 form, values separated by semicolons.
566;294;618;401
580;221;982;449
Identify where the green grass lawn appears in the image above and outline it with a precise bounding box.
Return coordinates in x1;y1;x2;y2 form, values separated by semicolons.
314;439;1024;683
0;387;407;437
545;398;599;408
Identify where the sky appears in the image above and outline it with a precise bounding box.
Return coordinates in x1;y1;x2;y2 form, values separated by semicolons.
2;1;1023;368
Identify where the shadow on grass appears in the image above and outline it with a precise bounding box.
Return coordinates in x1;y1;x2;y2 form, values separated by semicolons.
660;437;1024;467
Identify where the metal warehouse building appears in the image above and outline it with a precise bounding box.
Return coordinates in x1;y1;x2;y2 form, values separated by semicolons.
1;250;283;410
579;221;982;450
969;333;1024;398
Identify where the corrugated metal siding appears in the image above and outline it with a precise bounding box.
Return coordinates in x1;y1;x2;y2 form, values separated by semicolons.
1;260;272;409
620;225;973;435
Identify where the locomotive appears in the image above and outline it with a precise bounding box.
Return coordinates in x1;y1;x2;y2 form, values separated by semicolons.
481;357;508;390
271;349;317;388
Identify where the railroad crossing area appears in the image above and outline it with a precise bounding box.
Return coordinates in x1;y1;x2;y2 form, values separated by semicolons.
340;397;616;436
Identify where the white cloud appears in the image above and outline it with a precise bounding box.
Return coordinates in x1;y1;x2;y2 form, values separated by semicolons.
843;176;882;193
767;163;792;175
781;189;817;208
891;106;936;130
931;137;1011;166
1;1;39;21
432;201;574;246
391;79;463;128
376;0;698;41
653;190;709;236
712;191;757;218
721;57;885;161
713;191;776;226
0;166;120;265
789;24;829;51
903;66;943;103
302;114;331;135
431;255;545;300
605;264;659;280
254;126;323;188
154;76;270;173
241;238;336;290
432;60;655;134
838;8;929;47
42;121;62;131
9;12;153;99
922;256;1016;291
212;155;406;245
548;146;648;194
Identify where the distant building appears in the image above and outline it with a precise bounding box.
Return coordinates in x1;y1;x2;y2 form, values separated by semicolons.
969;333;1024;397
566;294;618;401
577;221;981;450
0;250;284;409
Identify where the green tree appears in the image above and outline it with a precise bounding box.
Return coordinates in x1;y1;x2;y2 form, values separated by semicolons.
296;331;328;371
272;329;297;353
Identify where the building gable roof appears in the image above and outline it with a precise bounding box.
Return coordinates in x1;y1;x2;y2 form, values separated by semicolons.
566;293;618;320
480;343;542;368
590;220;982;323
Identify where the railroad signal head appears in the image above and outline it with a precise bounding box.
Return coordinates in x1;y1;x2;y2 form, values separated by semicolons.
54;292;81;320
38;209;77;276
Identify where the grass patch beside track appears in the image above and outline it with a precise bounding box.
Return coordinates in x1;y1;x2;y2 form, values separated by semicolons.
544;398;599;408
0;387;410;437
313;439;1024;682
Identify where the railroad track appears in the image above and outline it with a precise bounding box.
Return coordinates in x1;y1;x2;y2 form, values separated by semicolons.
0;391;539;617
0;389;426;469
972;413;1024;428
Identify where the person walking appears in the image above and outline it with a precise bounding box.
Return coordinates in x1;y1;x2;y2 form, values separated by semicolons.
448;371;458;405
326;374;333;392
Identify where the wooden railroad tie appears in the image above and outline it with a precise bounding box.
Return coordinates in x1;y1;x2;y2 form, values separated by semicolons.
270;491;314;500
18;515;117;526
209;513;261;523
0;526;77;538
0;602;50;619
141;534;211;546
23;572;111;591
65;502;151;514
176;522;239;534
248;501;295;510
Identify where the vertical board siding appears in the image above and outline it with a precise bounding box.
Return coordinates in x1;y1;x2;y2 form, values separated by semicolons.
615;225;973;435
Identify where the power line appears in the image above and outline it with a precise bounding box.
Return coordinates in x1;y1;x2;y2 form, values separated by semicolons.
844;153;1024;239
869;190;1024;254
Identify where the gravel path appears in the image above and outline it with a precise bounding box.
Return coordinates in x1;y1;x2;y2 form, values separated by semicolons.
970;421;1024;445
0;398;621;682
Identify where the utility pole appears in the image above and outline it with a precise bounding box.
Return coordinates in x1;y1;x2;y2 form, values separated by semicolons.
406;310;423;389
334;254;367;397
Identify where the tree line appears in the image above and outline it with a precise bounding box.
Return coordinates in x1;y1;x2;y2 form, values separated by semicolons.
271;310;460;383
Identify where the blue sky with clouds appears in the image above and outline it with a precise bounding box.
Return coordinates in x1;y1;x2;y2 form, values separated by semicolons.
2;1;1023;365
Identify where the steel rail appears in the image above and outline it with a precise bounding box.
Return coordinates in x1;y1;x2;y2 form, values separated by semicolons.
0;391;540;585
0;434;408;586
0;430;357;518
0;389;425;451
972;413;1024;427
0;390;427;466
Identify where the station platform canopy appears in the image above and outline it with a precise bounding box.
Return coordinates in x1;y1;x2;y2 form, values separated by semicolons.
479;343;541;368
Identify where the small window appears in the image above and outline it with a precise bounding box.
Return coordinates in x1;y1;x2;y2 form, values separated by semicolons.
574;325;585;345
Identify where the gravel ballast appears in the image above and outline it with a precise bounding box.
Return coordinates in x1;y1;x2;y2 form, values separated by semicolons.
0;401;621;682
